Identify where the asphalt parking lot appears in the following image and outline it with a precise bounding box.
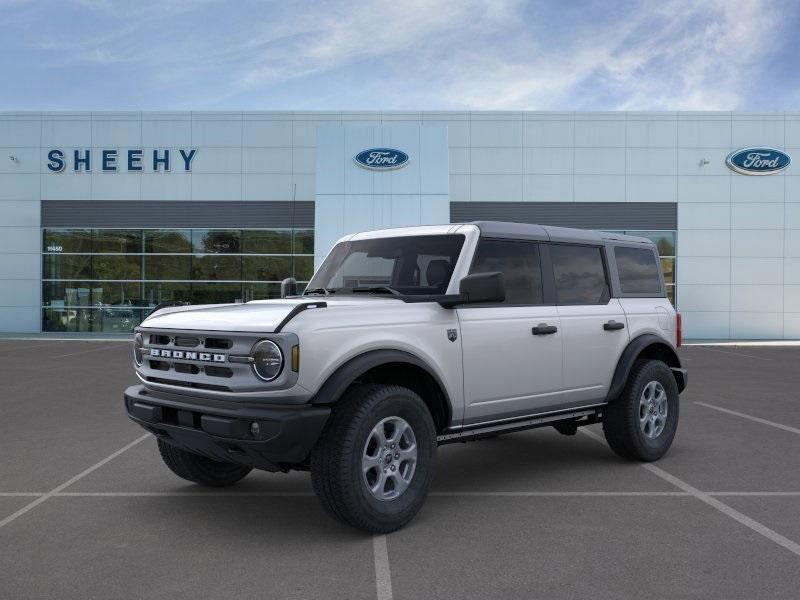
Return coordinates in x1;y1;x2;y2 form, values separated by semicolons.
1;340;799;599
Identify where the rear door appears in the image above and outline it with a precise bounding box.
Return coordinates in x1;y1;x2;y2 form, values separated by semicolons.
458;239;563;426
548;243;629;404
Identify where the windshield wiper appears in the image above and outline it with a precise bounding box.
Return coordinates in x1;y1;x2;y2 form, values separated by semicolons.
351;286;401;296
304;287;335;296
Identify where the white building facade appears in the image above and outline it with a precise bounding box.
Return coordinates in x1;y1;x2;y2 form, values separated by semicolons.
1;110;798;339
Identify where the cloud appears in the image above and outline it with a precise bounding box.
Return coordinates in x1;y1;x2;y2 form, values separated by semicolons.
0;0;795;110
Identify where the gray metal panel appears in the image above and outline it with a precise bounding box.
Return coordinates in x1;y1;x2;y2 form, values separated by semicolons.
42;201;315;228
451;202;677;231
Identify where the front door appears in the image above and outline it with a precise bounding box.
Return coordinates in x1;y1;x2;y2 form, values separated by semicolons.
458;239;563;426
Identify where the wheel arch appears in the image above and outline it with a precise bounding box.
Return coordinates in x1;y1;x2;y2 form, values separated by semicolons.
311;349;453;432
606;334;685;402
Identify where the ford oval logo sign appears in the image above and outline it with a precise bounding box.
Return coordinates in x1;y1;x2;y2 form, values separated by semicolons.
726;147;790;175
354;148;409;170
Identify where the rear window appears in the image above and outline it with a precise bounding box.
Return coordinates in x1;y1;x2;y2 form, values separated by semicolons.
614;246;662;295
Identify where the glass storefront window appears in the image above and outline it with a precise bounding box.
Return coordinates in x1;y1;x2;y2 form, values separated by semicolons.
42;227;313;331
242;230;292;254
43;254;92;279
293;229;314;254
143;282;192;306
144;230;192;253
243;256;292;281
190;282;243;304
43;228;92;253
92;255;143;280
144;255;192;280
660;258;675;286
192;229;241;253
293;256;314;281
93;229;142;253
43;281;144;307
192;255;243;280
243;282;282;301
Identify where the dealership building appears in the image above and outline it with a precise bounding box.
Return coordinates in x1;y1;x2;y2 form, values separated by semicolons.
0;110;798;339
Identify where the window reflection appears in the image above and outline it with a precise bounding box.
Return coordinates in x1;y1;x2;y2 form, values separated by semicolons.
41;227;315;331
145;230;191;253
192;229;241;253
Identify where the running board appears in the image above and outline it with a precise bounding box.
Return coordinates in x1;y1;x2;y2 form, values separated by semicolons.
437;407;603;444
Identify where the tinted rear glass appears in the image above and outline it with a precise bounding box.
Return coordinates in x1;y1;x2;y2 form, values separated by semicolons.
614;246;662;295
550;244;608;304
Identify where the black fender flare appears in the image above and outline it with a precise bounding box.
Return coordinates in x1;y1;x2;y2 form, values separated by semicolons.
310;349;453;422
605;334;685;402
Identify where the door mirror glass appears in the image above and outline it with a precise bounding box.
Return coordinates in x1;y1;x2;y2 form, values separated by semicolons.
459;272;506;304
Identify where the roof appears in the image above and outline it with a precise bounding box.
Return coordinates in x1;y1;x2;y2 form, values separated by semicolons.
469;221;653;245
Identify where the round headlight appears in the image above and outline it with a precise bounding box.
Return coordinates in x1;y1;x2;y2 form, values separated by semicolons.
251;340;284;382
133;333;144;367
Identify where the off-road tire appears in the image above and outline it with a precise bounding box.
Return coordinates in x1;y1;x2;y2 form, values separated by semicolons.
157;439;252;486
602;359;679;462
311;384;437;533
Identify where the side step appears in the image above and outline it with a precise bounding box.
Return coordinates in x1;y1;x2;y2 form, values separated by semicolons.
437;406;604;444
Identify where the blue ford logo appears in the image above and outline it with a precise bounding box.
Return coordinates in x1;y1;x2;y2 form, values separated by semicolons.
726;147;790;175
354;148;409;170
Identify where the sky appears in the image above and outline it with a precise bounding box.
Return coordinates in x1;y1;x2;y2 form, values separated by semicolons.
1;0;798;111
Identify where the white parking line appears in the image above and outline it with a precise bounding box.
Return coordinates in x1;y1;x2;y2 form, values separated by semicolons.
580;429;800;557
3;490;800;498
49;343;127;359
0;342;65;355
0;433;149;530
695;402;800;436
694;347;771;361
373;534;394;600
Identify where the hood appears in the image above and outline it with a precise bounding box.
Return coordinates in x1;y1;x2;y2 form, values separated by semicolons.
140;296;400;333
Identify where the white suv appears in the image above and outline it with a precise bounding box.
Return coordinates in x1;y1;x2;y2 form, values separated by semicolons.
125;222;687;532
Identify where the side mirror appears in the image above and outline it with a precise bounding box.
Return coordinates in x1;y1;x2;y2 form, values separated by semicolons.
458;272;505;304
280;277;298;298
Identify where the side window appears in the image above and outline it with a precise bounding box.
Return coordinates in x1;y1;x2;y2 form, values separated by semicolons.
550;244;608;305
614;246;662;295
469;239;543;305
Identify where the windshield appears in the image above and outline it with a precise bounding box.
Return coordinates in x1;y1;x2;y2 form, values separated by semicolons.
306;234;465;296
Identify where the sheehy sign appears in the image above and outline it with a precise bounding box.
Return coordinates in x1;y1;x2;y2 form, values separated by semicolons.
46;148;197;172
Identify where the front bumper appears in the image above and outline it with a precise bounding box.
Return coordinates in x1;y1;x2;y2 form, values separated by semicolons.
124;384;330;471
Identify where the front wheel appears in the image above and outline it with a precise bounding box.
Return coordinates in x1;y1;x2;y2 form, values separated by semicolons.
157;439;252;486
602;359;679;462
311;384;437;533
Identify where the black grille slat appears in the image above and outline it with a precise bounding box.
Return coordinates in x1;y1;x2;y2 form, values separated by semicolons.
204;366;233;378
174;336;200;347
205;338;233;350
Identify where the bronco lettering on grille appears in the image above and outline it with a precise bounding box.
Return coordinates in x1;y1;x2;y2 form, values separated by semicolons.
148;348;226;362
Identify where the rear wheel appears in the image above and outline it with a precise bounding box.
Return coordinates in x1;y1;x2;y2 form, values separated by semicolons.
157;439;252;486
311;384;437;533
602;359;679;461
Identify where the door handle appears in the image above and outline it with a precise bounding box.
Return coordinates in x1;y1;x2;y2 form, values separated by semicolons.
532;323;558;335
603;320;625;331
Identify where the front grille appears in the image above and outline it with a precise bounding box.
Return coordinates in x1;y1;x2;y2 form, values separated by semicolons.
136;327;282;394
